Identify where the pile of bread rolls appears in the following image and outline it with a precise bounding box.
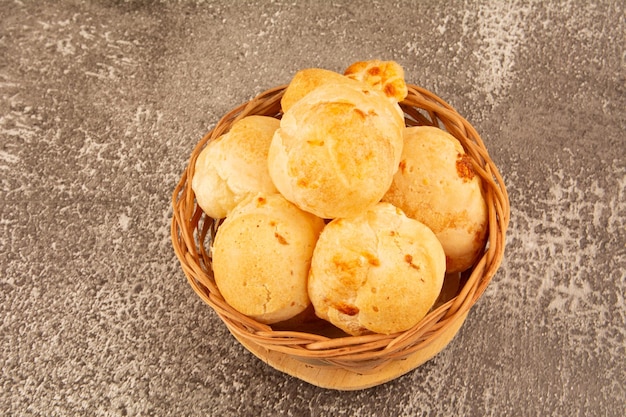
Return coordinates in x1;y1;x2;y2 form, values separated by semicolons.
192;60;488;336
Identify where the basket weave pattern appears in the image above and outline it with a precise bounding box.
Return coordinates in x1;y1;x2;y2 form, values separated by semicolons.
171;85;510;374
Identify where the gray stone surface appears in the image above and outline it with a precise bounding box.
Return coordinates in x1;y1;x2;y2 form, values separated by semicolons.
1;0;624;415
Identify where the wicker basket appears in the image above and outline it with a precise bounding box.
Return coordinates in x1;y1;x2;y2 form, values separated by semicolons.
171;84;510;390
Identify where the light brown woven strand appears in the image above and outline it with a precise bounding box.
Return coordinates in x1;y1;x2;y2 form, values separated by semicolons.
171;84;510;374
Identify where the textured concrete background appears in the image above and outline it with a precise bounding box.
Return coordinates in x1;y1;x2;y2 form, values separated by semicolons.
1;0;624;416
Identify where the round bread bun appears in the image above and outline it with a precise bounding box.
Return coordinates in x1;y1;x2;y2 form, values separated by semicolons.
382;126;488;273
308;202;446;336
280;68;352;114
212;193;325;324
268;82;405;219
191;115;280;219
343;59;408;103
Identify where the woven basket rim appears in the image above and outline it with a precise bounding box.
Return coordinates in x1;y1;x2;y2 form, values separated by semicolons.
171;83;510;374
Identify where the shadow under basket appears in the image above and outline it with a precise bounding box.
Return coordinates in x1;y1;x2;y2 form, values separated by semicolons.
171;84;510;390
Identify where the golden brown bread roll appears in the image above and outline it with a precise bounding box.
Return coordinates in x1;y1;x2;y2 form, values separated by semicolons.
212;193;325;324
268;82;405;219
308;203;446;335
382;126;488;273
344;60;408;103
191;115;280;219
280;68;353;113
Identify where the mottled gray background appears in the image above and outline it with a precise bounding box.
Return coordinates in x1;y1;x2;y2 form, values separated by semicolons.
1;1;624;416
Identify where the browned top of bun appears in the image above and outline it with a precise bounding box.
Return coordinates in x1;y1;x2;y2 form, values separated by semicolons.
280;68;352;113
344;60;408;102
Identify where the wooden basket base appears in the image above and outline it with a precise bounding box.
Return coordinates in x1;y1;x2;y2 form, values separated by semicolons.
232;311;468;390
